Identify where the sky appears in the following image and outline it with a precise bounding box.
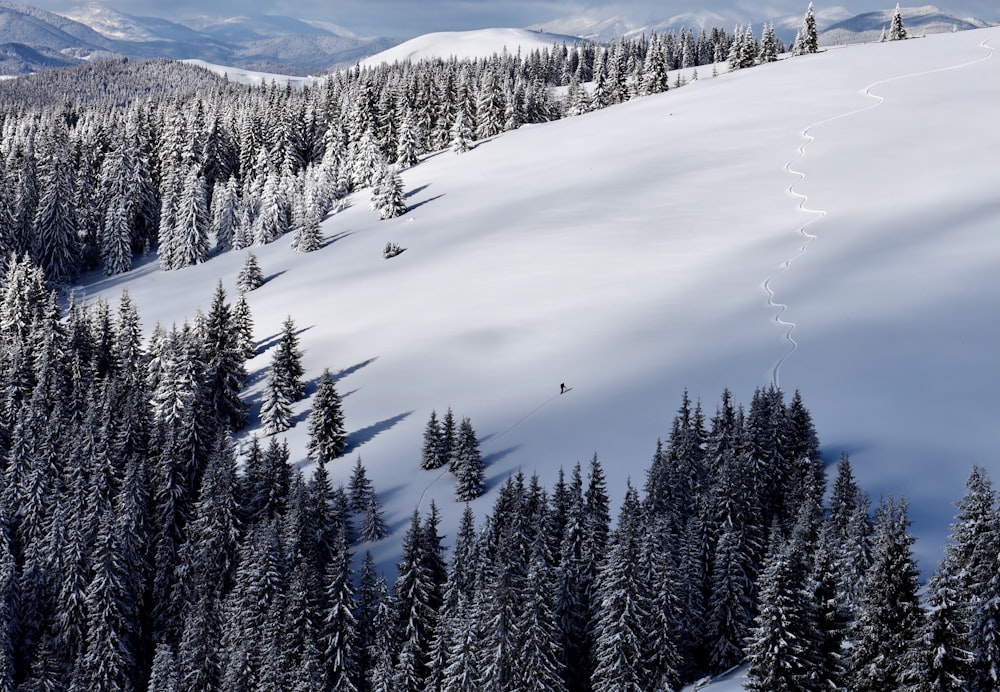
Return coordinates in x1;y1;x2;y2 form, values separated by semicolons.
28;0;1000;37
80;24;1000;592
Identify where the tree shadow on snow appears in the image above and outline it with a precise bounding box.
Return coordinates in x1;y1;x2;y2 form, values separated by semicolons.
407;194;445;212
405;184;431;199
261;270;286;286
254;324;314;355
319;230;353;249
331;357;378;384
345;411;413;453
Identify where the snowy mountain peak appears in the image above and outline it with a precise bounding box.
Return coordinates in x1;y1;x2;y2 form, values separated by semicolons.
60;2;206;42
360;27;579;66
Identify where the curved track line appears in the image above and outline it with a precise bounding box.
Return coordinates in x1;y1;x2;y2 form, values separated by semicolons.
766;38;994;389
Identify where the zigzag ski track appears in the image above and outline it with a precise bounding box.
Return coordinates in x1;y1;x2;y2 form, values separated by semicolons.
764;38;994;389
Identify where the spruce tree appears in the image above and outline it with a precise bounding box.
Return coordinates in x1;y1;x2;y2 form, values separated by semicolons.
370;162;407;220
307;369;348;463
796;3;820;55
848;497;925;691
592;484;650;692
236;251;265;292
201;281;248;431
889;3;908;40
452;417;485;502
421;410;446;470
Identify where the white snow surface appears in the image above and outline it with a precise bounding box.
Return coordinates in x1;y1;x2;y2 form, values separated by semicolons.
182;58;319;86
359;27;577;66
78;28;1000;597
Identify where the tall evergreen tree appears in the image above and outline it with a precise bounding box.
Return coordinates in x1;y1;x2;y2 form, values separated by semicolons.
889;3;908;40
452;417;485;502
848;496;925;691
236;251;264;292
307;368;348;462
32;123;80;283
592;484;650;692
796;3;820;54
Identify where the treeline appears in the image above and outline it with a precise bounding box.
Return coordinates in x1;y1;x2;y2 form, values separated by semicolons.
0;23;779;286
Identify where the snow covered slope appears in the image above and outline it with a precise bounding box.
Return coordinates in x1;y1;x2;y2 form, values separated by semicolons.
359;27;577;65
77;28;1000;585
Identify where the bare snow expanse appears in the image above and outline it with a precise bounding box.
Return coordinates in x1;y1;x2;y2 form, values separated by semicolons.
359;27;577;66
80;28;999;602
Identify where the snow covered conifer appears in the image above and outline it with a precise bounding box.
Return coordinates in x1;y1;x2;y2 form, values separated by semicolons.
360;494;388;542
261;366;293;435
420;410;446;470
172;166;211;268
237;251;264;292
307;369;348;463
889;4;908;41
592;483;650;692
32;123;80;283
449;108;473;153
347;457;376;512
796;3;820;55
452;417;485;502
370;162;407;220
760;23;779;63
848;496;925;691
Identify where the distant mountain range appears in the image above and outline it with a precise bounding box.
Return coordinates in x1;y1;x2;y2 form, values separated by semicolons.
531;4;995;46
0;1;399;75
0;1;994;75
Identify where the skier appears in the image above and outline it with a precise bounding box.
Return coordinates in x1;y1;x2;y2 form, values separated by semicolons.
560;383;566;394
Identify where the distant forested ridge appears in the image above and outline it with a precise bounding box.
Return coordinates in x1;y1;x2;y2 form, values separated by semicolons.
0;24;772;284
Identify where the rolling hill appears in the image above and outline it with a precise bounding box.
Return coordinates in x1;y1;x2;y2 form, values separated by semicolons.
74;24;1000;596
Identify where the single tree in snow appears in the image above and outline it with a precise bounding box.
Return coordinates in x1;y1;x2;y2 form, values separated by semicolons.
307;369;348;463
452;417;485;502
889;4;908;41
370;162;407;220
236;252;264;292
795;3;820;55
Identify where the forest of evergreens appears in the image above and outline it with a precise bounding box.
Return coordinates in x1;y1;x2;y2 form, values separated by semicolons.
1;251;997;689
3;7;986;691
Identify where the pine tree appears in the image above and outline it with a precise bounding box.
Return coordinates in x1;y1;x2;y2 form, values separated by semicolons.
370;161;407;220
347;457;376;512
32;123;80;283
201;281;248;431
848;497;925;691
449;108;473;153
307;369;348;462
232;291;256;360
420;410;446;470
237;251;264;292
592;484;649;692
262;316;305;435
0;511;17;692
321;528;359;691
360;494;388;542
796;3;820;55
745;513;823;692
211;176;240;252
452;417;485;501
171;166;211;268
889;3;908;41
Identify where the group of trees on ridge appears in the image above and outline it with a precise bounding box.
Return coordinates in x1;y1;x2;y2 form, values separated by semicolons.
1;248;997;689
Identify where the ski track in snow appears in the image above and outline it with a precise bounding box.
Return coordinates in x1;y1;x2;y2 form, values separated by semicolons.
766;39;995;389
